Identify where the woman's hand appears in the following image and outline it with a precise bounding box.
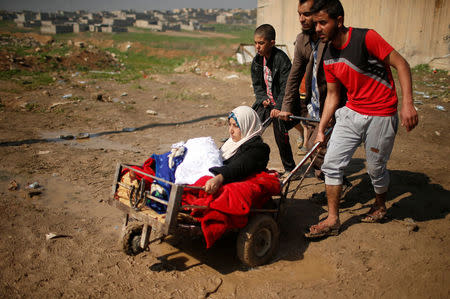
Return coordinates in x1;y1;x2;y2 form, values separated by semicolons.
204;174;224;194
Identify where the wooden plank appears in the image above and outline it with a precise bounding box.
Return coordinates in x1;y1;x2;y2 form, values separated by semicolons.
140;223;151;249
163;184;184;235
110;163;122;200
109;197;166;231
120;214;129;240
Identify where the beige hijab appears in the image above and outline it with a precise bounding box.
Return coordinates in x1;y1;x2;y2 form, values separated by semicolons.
221;106;263;160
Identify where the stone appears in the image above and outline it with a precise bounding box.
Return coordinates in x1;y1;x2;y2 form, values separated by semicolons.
146;110;158;115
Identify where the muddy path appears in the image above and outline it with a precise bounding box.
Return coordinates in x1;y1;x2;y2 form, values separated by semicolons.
0;68;449;298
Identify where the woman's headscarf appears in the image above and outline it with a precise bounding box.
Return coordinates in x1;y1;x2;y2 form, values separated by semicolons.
220;106;263;160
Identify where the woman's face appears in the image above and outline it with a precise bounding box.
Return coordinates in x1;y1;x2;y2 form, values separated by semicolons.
228;118;242;142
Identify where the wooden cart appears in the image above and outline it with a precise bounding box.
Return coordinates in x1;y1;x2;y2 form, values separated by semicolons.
107;118;335;267
108;163;290;267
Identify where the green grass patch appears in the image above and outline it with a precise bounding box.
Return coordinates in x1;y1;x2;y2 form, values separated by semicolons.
24;102;40;111
412;64;430;72
111;24;254;55
0;70;54;89
209;24;255;41
84;47;186;83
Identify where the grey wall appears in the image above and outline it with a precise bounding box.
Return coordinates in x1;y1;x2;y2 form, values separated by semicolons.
257;0;450;70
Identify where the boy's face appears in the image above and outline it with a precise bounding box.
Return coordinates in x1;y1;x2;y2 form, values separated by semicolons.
254;34;275;58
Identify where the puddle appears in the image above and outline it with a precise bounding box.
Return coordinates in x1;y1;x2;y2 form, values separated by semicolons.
31;175;122;221
40;130;139;152
232;253;335;284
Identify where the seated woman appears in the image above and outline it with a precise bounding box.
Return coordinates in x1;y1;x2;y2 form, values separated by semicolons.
204;106;270;194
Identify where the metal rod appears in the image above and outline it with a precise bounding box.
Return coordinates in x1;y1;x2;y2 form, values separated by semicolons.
289;115;320;123
121;164;175;186
117;182;133;190
182;185;205;190
181;205;208;210
180;206;278;213
281;142;321;186
281;127;332;187
145;193;169;206
290;150;320;199
122;165;205;190
249;208;278;213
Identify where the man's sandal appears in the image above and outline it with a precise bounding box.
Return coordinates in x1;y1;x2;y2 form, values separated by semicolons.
361;208;387;223
304;221;340;239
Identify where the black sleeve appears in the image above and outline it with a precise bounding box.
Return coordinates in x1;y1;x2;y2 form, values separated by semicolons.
210;141;270;184
275;54;292;110
251;58;270;106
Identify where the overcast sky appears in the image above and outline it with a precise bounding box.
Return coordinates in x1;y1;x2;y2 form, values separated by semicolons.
0;0;257;12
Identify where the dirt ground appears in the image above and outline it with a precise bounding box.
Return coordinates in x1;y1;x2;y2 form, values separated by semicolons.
0;35;449;298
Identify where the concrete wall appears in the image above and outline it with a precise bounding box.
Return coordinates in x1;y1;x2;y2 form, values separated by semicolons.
257;0;450;70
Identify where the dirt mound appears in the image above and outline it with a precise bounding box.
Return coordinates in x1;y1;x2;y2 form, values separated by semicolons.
0;34;119;72
12;32;54;45
60;48;119;71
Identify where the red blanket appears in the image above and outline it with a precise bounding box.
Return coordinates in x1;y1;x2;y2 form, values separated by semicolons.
121;158;155;188
182;171;281;248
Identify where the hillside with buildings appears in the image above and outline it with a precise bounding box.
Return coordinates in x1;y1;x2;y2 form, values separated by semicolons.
0;8;256;34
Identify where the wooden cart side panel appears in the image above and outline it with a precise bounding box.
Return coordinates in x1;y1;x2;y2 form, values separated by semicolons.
108;198;165;231
163;184;184;235
111;163;123;200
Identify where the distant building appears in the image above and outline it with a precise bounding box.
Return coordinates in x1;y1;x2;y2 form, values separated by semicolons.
36;12;50;21
101;25;127;33
0;11;17;21
73;23;89;33
8;8;255;36
102;17;133;27
134;20;166;31
180;20;200;31
41;24;73;34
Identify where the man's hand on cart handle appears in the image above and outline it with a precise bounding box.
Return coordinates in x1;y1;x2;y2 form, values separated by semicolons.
270;109;281;118
278;111;292;121
315;130;326;145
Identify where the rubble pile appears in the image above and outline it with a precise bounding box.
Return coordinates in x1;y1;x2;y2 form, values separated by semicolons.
0;34;120;73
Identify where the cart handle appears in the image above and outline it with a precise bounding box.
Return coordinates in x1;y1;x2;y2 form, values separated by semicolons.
121;165;205;190
281;127;332;187
289;115;320;123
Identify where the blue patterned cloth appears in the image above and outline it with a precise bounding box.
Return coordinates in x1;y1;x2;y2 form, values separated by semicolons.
308;40;320;120
148;149;186;213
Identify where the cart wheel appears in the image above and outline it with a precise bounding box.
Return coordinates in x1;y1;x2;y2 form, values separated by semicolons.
122;223;145;256
236;214;280;267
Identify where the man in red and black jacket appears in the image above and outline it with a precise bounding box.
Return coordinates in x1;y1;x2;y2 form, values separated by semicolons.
305;0;418;238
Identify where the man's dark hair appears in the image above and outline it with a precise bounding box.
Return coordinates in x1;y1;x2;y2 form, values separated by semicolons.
311;0;344;19
254;24;276;41
299;0;310;4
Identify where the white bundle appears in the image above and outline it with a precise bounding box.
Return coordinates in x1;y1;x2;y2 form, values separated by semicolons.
174;136;223;185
